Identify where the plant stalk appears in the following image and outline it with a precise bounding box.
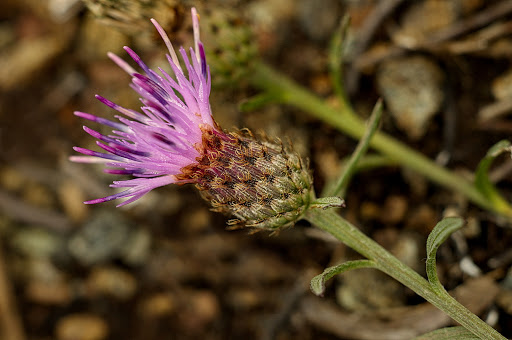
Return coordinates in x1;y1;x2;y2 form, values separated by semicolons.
250;62;512;218
305;208;506;340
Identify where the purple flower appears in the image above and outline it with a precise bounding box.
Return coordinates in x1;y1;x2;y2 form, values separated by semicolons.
71;8;215;206
72;7;314;230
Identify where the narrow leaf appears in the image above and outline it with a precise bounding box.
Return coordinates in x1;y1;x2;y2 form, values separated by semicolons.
474;140;512;212
426;217;464;294
239;92;277;112
413;326;479;340
310;197;345;210
329;14;351;101
311;259;376;296
323;99;383;197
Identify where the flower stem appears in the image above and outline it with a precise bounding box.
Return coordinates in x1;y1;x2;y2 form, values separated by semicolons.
250;62;512;218
305;208;506;340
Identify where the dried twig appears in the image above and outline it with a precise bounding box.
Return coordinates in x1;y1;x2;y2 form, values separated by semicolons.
0;190;72;232
356;0;512;70
346;0;405;94
301;276;499;340
0;242;26;340
478;97;512;122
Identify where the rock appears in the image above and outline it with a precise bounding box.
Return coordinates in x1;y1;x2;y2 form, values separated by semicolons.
359;201;381;220
0;30;71;91
58;179;89;223
24;258;73;305
377;55;444;140
225;288;261;311
492;68;512;100
78;14;128;60
0;166;25;192
393;0;459;48
336;268;406;311
56;313;108;340
85;266;137;301
11;227;64;259
23;182;55;209
381;195;408;224
138;293;176;319
406;204;438;233
298;0;342;41
314;147;342;183
26;279;72;306
496;288;512;315
247;0;296;38
68;210;130;266
184;290;220;327
181;207;211;233
390;232;423;273
119;227;151;266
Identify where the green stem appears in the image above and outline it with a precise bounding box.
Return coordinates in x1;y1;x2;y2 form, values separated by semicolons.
305;209;506;340
250;62;512;218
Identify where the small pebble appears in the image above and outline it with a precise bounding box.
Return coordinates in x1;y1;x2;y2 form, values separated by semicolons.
58;179;88;223
68;210;130;266
226;288;261;311
138;293;176;319
23;182;55;209
188;290;220;325
56;313;108;340
86;266;137;301
0;167;26;192
119;227;151;266
462;216;481;239
0;32;70;91
78;14;128;60
496;289;512;315
11;227;64;258
390;232;423;272
314;147;342;182
181;207;211;233
336;268;405;311
359;201;381;220
381;195;408;224
26;279;72;306
298;0;341;41
24;258;72;305
492;68;512;100
377;55;445;140
406;204;438;233
48;0;83;23
394;0;458;48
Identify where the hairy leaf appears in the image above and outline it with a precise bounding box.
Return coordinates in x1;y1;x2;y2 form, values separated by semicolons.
414;326;479;340
311;259;376;296
426;217;464;294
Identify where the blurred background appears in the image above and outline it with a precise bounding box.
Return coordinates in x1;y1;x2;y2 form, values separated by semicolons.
2;0;512;339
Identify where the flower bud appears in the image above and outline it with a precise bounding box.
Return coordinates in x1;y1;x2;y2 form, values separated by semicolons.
200;7;258;88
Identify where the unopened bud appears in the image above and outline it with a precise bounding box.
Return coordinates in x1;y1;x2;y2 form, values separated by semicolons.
200;7;258;88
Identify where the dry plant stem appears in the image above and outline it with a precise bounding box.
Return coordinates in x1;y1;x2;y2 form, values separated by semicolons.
345;0;405;94
250;62;512;218
0;243;26;340
305;208;505;340
355;0;512;70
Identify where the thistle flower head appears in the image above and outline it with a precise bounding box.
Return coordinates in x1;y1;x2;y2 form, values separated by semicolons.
72;8;212;206
72;8;314;230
